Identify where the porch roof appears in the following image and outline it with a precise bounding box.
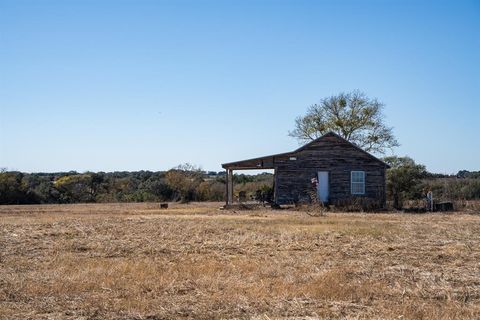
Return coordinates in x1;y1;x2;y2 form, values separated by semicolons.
221;151;293;170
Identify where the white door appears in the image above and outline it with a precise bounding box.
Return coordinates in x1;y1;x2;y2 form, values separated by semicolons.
317;171;329;203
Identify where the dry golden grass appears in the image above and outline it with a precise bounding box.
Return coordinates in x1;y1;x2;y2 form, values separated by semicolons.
1;202;480;319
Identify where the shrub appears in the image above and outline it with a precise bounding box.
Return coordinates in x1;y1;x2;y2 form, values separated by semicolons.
332;197;383;212
254;185;274;205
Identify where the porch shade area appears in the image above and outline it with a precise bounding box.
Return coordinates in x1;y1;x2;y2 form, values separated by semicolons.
221;153;290;206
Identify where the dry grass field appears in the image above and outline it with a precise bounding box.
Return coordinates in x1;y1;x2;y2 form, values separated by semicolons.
1;203;480;319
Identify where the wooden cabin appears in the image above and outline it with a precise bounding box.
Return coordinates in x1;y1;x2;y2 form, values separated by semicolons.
222;131;390;207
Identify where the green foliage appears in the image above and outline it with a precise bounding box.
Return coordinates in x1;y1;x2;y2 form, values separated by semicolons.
30;179;60;203
423;178;480;201
290;90;399;154
165;164;204;203
2;162;477;207
254;185;274;204
0;172;33;204
232;174;256;184
457;170;480;179
197;180;224;201
0;165;276;205
384;156;427;209
0;170;172;204
232;173;274;202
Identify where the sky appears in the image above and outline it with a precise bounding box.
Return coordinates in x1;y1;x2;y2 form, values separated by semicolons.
1;0;479;174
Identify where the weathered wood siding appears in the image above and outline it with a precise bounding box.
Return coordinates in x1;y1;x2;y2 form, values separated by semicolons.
273;134;387;206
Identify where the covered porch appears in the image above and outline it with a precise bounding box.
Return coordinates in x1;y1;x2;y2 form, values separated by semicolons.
221;152;291;206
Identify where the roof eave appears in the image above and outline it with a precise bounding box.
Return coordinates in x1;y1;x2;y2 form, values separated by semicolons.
221;151;294;169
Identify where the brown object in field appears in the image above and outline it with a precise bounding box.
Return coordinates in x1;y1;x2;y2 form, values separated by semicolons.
434;202;454;212
160;203;168;209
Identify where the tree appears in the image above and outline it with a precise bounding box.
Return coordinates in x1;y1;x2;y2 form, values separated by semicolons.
383;156;426;209
54;174;95;203
165;163;204;203
23;174;60;204
197;180;224;201
0;172;28;204
139;173;174;201
33;180;60;203
457;170;480;179
289;90;399;154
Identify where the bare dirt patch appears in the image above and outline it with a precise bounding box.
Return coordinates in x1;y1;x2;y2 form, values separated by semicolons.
1;203;479;319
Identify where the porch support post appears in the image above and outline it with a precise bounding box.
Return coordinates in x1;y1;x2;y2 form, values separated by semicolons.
273;169;277;204
225;169;229;206
227;169;234;205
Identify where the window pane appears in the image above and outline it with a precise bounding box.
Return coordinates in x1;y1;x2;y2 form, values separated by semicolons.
351;171;365;194
351;171;365;183
352;182;363;194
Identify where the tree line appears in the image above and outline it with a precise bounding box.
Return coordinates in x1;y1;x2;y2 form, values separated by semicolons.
1;163;479;206
0;165;273;205
384;157;480;209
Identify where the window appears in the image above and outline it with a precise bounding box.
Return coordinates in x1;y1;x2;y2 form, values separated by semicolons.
351;171;365;194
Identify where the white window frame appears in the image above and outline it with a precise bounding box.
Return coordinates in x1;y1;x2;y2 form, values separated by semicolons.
351;171;365;195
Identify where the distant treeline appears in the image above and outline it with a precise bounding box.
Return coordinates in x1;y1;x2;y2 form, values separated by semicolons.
0;164;273;205
0;164;479;206
383;157;480;209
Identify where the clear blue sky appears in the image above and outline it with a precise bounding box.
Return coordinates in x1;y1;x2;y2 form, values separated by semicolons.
1;0;479;174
